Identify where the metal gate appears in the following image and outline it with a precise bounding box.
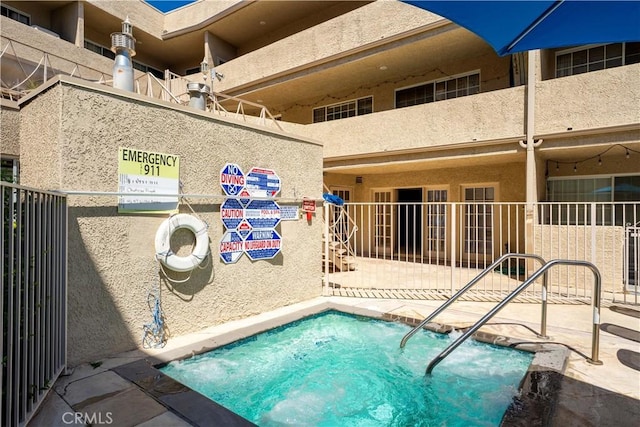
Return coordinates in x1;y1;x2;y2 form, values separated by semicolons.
625;224;639;303
1;182;67;427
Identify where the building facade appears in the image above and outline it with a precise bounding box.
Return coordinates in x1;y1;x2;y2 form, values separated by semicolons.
2;0;639;292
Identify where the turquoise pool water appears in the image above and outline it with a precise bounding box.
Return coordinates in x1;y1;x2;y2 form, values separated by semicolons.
161;311;533;426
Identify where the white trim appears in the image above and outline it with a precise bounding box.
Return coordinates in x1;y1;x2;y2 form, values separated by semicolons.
312;95;374;123
395;69;481;93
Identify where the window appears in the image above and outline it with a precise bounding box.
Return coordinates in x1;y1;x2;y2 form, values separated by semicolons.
85;40;115;60
1;158;19;183
85;40;164;79
556;42;640;77
463;186;494;255
312;96;373;123
1;5;30;25
426;189;447;254
545;175;640;225
132;61;164;79
396;72;480;108
373;190;392;252
185;67;201;75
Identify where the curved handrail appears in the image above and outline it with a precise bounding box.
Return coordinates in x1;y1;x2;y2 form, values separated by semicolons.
400;253;547;348
425;259;602;374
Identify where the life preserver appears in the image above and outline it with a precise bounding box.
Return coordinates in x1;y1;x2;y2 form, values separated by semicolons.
155;214;209;272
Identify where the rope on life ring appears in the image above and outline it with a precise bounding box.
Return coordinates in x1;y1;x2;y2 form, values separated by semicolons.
155;213;210;272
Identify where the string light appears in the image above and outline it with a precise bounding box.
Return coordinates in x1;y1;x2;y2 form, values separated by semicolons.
548;143;640;173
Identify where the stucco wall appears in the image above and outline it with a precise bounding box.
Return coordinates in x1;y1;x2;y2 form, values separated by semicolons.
0;99;21;157
18;78;324;366
533;225;625;294
289;86;525;159
536;63;640;134
215;1;445;92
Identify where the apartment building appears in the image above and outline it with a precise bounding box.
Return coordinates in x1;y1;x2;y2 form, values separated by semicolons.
2;0;639;289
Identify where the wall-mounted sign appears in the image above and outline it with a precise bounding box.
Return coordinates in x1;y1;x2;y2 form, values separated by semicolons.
220;198;244;230
244;229;281;260
280;205;299;221
245;167;280;198
219;230;244;264
118;148;179;213
220;163;245;196
245;199;281;229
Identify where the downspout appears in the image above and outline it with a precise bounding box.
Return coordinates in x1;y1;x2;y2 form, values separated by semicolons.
519;50;543;264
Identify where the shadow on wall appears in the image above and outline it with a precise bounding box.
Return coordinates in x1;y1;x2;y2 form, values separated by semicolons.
67;206;139;367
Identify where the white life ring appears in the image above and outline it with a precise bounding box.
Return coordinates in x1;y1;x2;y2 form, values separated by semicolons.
155;214;209;272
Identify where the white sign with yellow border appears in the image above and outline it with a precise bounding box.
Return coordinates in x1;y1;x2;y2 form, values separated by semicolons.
118;148;180;213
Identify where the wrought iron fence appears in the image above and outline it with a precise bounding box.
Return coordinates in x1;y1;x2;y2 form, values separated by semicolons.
1;182;67;426
323;201;639;304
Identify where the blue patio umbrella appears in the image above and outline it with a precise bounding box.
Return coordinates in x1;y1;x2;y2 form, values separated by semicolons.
403;1;640;56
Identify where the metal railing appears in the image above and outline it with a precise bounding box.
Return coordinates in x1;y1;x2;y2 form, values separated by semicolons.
400;253;548;349
422;259;603;374
323;201;639;303
1;182;67;426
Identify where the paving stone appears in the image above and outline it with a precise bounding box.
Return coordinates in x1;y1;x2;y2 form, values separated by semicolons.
135;411;193;427
61;370;134;408
80;388;166;427
28;391;80;427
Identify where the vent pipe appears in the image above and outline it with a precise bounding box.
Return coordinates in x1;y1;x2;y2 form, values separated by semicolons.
110;16;136;92
187;82;210;111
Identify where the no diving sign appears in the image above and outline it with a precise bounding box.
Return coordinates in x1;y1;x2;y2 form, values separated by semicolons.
220;163;245;196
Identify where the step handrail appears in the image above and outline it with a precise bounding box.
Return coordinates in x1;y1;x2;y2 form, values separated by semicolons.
400;253;548;348
425;259;602;374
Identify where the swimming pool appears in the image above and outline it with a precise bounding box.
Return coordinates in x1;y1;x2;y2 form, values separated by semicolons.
160;310;533;426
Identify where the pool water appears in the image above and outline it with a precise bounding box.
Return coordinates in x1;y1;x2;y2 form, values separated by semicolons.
161;311;533;426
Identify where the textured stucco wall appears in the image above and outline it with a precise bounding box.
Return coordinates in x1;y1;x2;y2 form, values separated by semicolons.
534;225;625;293
18;78;324;366
215;0;445;92
0;99;21;157
536;63;640;135
289;86;526;159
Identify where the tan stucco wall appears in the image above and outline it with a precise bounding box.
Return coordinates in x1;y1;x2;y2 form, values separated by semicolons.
288;86;526;159
536;63;640;135
215;0;446;92
18;78;324;366
534;225;625;293
0;99;21;157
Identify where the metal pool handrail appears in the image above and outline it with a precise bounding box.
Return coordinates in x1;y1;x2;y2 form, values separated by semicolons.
425;259;603;374
400;253;548;349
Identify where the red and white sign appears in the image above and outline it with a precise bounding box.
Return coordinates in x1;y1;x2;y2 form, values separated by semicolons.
302;198;316;213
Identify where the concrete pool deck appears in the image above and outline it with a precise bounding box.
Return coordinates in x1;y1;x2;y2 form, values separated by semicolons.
29;296;640;426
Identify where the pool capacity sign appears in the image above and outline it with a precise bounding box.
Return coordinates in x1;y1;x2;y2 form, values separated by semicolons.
219;163;282;263
118;148;179;213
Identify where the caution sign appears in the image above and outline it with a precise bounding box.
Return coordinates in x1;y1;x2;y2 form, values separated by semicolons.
244;229;281;260
219;230;244;264
220;163;245;196
245;200;281;229
220;198;244;230
118;148;180;214
245;167;281;198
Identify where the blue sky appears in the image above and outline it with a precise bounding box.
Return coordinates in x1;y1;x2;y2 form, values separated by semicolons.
145;1;197;13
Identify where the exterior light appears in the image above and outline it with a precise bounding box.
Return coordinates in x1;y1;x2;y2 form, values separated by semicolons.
598;156;602;166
